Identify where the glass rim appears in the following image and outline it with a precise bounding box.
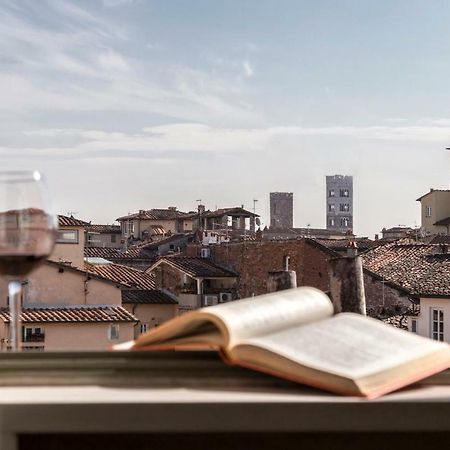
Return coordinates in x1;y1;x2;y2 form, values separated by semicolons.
0;171;43;183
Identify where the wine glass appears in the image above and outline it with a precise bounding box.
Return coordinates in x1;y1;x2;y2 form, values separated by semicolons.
0;171;58;351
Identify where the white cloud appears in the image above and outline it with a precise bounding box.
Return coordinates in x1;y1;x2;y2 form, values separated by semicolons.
102;0;134;7
98;50;130;72
12;121;450;162
242;60;254;78
0;2;257;122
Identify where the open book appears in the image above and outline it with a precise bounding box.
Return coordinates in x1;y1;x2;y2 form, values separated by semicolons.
122;287;450;398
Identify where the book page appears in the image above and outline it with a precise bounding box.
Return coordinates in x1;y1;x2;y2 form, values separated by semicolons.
133;287;332;349
206;287;333;347
233;313;450;380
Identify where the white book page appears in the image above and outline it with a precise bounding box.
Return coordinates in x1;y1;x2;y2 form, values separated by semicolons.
205;287;333;346
238;313;449;379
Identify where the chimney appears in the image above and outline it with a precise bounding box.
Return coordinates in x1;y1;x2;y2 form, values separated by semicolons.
346;240;358;257
374;234;379;241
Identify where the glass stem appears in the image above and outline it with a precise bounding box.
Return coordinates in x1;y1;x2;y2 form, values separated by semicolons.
8;281;22;352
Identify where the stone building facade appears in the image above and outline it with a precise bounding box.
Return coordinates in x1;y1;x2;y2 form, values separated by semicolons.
326;175;353;232
186;239;334;298
270;192;294;229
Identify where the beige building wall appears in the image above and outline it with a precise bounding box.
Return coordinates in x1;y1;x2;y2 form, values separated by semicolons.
411;297;450;343
123;303;177;338
87;232;121;248
420;191;450;235
50;225;85;268
0;263;121;308
0;322;134;351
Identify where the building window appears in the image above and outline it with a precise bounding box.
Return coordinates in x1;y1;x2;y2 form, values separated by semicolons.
328;204;335;212
329;218;335;227
411;319;417;333
111;234;117;243
200;248;211;258
339;204;350;212
425;206;432;217
340;189;349;197
56;229;79;244
140;323;148;334
328;189;335;197
108;324;120;340
431;308;444;341
340;217;349;227
129;221;135;234
23;326;45;343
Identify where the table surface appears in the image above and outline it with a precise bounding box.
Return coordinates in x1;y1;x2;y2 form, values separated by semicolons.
0;351;449;435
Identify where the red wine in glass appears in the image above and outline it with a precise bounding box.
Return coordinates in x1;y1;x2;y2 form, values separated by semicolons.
0;171;58;351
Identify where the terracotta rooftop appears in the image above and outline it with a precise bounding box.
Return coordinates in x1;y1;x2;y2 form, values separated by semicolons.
86;224;121;233
416;189;450;201
434;217;450;226
46;260;128;287
263;227;348;240
149;256;238;278
122;290;178;305
142;233;191;250
0;306;137;323
361;240;450;297
85;262;156;289
425;235;450;244
84;246;156;260
315;238;377;252
382;315;408;330
202;207;259;218
58;215;89;227
116;208;192;221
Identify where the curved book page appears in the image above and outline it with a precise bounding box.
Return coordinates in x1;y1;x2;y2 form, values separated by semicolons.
133;287;333;349
230;313;450;397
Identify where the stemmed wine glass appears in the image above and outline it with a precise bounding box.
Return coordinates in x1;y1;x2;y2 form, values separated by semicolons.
0;171;58;351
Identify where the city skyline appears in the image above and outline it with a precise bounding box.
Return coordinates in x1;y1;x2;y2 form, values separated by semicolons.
1;1;450;237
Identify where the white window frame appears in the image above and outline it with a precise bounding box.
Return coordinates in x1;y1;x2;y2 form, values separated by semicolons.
108;324;120;340
430;308;444;341
425;206;432;217
56;229;79;244
23;326;45;342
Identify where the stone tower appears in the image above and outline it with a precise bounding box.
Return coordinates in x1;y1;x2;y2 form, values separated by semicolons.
270;192;294;229
326;175;353;232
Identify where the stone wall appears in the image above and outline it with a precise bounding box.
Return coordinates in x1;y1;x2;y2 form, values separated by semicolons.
187;239;332;298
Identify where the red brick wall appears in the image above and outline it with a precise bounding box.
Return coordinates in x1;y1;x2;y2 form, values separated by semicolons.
187;240;332;298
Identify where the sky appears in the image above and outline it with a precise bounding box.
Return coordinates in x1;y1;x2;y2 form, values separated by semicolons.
1;0;450;237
